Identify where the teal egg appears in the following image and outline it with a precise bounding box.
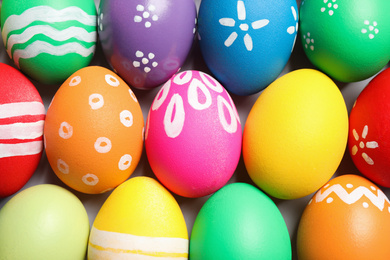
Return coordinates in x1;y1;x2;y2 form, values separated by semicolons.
0;184;90;259
190;182;291;260
0;0;97;84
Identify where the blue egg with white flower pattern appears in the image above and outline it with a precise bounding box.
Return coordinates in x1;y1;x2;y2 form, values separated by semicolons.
198;0;298;96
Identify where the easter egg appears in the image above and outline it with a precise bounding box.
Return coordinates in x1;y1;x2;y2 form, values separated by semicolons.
88;176;188;259
348;68;390;187
0;0;97;84
145;70;242;198
0;184;90;259
44;66;144;194
297;174;390;260
197;0;298;95
97;0;197;90
299;0;390;82
0;63;45;198
190;182;291;259
243;69;348;200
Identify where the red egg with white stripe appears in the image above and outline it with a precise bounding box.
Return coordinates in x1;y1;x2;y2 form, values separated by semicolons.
348;68;390;187
0;63;45;197
145;70;242;198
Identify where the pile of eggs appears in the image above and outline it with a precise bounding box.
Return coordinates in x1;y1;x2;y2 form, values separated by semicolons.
0;0;390;259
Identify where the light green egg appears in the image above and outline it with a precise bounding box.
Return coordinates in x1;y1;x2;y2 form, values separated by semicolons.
190;182;291;260
299;0;390;82
0;184;90;260
0;0;97;84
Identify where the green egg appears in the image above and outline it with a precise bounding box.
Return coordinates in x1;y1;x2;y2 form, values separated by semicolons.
0;184;90;260
190;183;291;260
299;0;390;82
0;0;97;84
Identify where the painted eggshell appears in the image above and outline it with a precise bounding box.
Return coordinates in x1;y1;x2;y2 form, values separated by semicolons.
243;69;348;199
88;176;188;259
190;182;291;259
44;66;144;194
348;68;390;187
98;0;197;90
198;0;298;95
0;63;45;198
0;0;97;84
299;0;390;82
0;184;90;259
297;174;390;260
145;70;242;198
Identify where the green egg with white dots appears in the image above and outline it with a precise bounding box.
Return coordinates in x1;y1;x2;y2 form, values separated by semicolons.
299;0;390;82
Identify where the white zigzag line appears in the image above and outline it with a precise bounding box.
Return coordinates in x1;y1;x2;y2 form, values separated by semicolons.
6;25;97;55
2;6;96;42
13;40;95;68
315;184;390;211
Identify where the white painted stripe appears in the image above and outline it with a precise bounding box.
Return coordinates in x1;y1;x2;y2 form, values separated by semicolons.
0;102;45;119
0;141;43;158
6;25;97;51
89;226;188;255
2;6;96;40
88;249;188;260
0;120;44;140
13;40;96;67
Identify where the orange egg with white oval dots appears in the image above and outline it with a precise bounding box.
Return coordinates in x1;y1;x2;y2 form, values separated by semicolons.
44;66;144;194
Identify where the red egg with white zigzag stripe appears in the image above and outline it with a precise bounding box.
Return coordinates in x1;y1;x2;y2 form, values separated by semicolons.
0;63;45;197
348;68;390;187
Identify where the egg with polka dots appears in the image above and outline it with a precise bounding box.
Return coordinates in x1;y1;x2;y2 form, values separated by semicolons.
44;66;144;194
145;70;242;198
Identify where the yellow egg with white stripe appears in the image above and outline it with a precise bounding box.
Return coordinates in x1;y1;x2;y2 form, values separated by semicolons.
88;176;188;259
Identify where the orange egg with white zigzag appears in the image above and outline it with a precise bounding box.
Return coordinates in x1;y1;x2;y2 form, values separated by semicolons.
297;174;390;260
44;66;144;194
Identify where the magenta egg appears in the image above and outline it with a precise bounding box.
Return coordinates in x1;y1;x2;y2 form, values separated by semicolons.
145;70;242;198
97;0;197;90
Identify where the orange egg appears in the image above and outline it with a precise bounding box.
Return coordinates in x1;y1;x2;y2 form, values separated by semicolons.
44;66;144;194
297;174;390;260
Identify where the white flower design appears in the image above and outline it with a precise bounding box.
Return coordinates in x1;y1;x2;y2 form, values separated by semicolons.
219;0;269;51
361;20;379;39
134;4;158;28
351;125;379;165
321;0;338;16
133;50;158;73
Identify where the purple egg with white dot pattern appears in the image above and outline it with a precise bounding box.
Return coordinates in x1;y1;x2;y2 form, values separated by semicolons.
145;70;242;198
98;0;197;90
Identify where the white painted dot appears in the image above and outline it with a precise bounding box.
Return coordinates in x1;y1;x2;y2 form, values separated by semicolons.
188;78;212;110
307;32;311;37
105;74;120;87
364;20;370;25
143;11;150;18
164;94;185;138
142;58;149;64
310;45;314;51
89;94;104;110
375;29;379;34
136;5;144;11
373;21;377;26
328;3;332;7
363;202;369;208
136;51;144;58
82;173;99;186
239;23;249;31
305;44;308;49
361;28;367;34
118;154;132;170
359;141;365;149
371;186;376;191
321;7;325;12
69;76;81;86
346;184;353;188
369;34;374;39
59;122;73;139
134;15;142;22
333;4;338;9
145;21;151;28
218;95;238;134
306;38;310;44
57;159;69;174
329;10;334;16
311;39;314;43
133;61;140;67
152;15;158;21
129;89;138;103
144;67;151;73
120;110;133;127
148;53;155;60
148;5;156;11
369;25;374;31
327;197;333;203
94;137;112;153
324;0;328;3
152;62;158;67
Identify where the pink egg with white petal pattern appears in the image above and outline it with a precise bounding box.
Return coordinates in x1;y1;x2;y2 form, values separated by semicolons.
145;70;242;198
